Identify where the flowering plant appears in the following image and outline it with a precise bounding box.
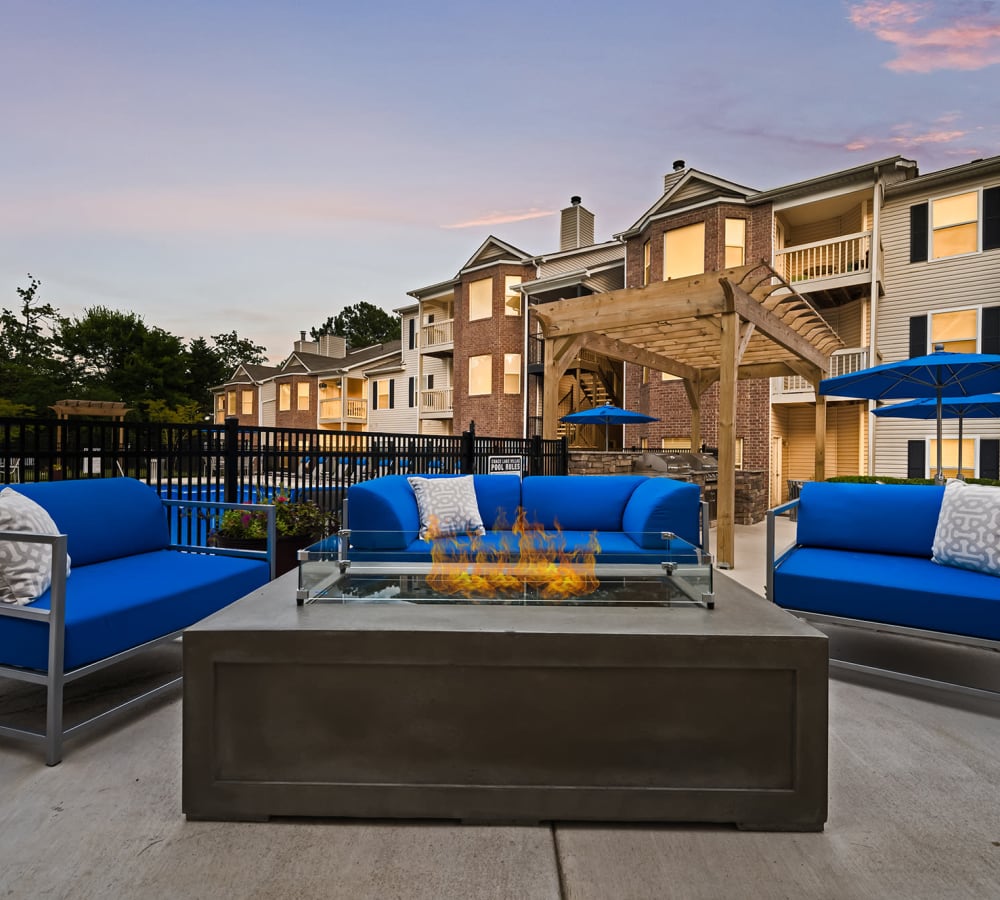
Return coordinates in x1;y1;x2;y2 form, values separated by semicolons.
213;489;334;541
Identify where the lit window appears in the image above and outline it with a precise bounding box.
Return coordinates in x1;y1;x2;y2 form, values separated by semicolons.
226;391;236;416
468;277;492;321
661;372;680;382
376;378;391;409
296;382;310;411
662;437;690;451
931;308;978;353
932;191;978;259
930;438;976;479
642;239;651;286
279;384;291;411
504;276;521;316
664;222;705;280
216;394;225;413
241;390;253;416
468;354;492;395
725;218;746;267
504;353;521;394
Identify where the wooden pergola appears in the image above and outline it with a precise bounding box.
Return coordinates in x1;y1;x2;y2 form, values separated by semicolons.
534;261;844;567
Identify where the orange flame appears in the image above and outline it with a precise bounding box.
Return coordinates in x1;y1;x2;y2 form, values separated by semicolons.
427;508;600;600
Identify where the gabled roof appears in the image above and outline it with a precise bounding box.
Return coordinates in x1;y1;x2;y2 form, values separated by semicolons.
458;235;533;274
617;168;758;239
884;154;998;199
277;340;403;377
214;362;281;390
751;156;916;204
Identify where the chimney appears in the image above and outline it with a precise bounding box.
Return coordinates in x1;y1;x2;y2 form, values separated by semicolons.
294;331;319;354
664;160;688;192
560;196;595;251
673;159;685;171
317;334;347;358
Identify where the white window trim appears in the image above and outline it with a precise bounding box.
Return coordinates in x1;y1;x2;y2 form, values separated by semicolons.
927;304;982;354
928;188;983;261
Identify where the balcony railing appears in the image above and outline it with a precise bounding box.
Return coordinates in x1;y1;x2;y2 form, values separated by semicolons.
421;388;454;414
774;232;871;284
774;348;870;398
319;397;367;421
421;318;454;350
345;398;367;419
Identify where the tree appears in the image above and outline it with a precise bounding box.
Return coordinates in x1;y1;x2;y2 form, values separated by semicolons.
0;275;73;414
210;331;267;371
310;317;337;340
329;302;400;349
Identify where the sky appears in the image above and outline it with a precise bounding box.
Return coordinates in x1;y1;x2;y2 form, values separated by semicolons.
2;0;999;363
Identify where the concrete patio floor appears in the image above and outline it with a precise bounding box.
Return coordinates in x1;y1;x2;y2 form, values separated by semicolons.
1;518;998;899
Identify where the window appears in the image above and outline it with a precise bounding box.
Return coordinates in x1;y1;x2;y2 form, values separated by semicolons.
424;373;435;390
468;354;492;395
373;378;392;410
662;437;690;451
278;384;291;411
226;391;236;416
296;382;310;411
932;191;978;259
504;353;521;394
216;394;225;414
468;277;492;321
725;218;746;267
932;308;978;353
661;371;680;382
910;187;1000;263
910;438;1000;479
408;376;415;408
241;390;253;416
504;276;521;316
642;239;651;286
930;438;976;480
663;222;705;280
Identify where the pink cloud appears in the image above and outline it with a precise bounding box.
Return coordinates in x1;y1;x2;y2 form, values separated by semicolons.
848;1;1000;71
842;115;995;157
442;208;556;229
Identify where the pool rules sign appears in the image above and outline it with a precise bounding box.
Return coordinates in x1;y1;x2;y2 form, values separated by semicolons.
488;455;525;475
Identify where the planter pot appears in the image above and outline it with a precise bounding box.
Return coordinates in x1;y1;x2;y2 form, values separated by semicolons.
213;534;316;577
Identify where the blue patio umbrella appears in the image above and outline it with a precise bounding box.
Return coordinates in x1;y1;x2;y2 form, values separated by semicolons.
560;402;658;451
872;393;1000;479
820;349;1000;483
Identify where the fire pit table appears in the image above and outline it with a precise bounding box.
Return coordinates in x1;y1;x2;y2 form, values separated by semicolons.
183;532;828;830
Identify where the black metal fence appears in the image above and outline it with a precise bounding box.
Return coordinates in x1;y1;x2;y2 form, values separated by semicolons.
0;416;568;515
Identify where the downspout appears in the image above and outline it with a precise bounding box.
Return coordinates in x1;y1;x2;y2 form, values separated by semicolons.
867;173;883;476
522;288;530;439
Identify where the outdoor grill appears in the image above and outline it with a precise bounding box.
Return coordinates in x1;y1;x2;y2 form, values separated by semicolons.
632;452;719;482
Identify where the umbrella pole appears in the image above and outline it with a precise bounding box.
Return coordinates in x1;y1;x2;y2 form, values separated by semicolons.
935;391;944;484
957;415;965;481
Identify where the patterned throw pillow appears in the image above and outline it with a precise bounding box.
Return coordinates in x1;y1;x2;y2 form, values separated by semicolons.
932;481;1000;577
407;476;485;541
0;488;72;605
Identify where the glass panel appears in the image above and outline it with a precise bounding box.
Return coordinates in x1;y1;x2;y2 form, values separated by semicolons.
725;218;746;266
469;354;492;395
297;382;310;410
932;222;978;258
503;353;521;394
932;191;977;228
930;438;976;477
504;276;521;316
468;277;492;321
931;308;977;350
664;222;705;280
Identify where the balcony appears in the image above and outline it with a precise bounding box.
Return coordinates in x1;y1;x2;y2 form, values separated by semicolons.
771;348;870;403
318;397;367;424
420;387;454;418
421;319;454;356
774;232;873;294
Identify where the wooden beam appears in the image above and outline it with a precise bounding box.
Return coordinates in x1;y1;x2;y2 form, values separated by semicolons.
716;304;738;569
724;280;833;372
542;335;585;440
579;332;700;382
814;394;827;482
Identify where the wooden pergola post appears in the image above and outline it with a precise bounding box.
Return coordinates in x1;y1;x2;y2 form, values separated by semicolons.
716;301;739;569
814;392;827;482
542;335;585;439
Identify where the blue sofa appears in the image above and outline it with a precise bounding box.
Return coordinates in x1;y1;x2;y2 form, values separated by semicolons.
0;478;273;764
343;474;705;564
767;481;999;693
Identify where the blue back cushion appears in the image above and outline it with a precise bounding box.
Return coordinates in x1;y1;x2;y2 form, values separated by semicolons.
472;474;522;530
796;481;944;558
13;478;169;566
348;475;420;549
622;477;701;548
520;476;645;531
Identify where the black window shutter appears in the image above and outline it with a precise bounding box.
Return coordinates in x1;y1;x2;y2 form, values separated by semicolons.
370;381;377;410
907;440;926;479
909;315;928;357
389;380;395;409
910;203;928;263
408;318;416;349
427;373;434;390
981;305;1000;355
408;376;415;407
984;186;1000;251
981;440;1000;480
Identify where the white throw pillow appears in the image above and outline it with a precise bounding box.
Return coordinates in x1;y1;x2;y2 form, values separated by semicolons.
0;488;72;605
407;476;486;541
932;480;1000;577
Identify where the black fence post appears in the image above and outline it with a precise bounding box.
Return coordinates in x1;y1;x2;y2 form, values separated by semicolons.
559;436;569;475
223;416;240;503
529;434;542;476
460;420;476;475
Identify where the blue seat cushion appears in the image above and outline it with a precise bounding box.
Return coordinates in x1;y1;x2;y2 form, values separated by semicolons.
622;477;701;548
12;478;170;566
0;551;269;672
520;476;644;531
774;547;1000;641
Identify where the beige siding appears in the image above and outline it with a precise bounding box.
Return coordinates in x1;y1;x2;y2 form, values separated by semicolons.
260;382;276;427
876;168;1000;475
780;402;867;484
820;298;866;348
538;245;623;277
